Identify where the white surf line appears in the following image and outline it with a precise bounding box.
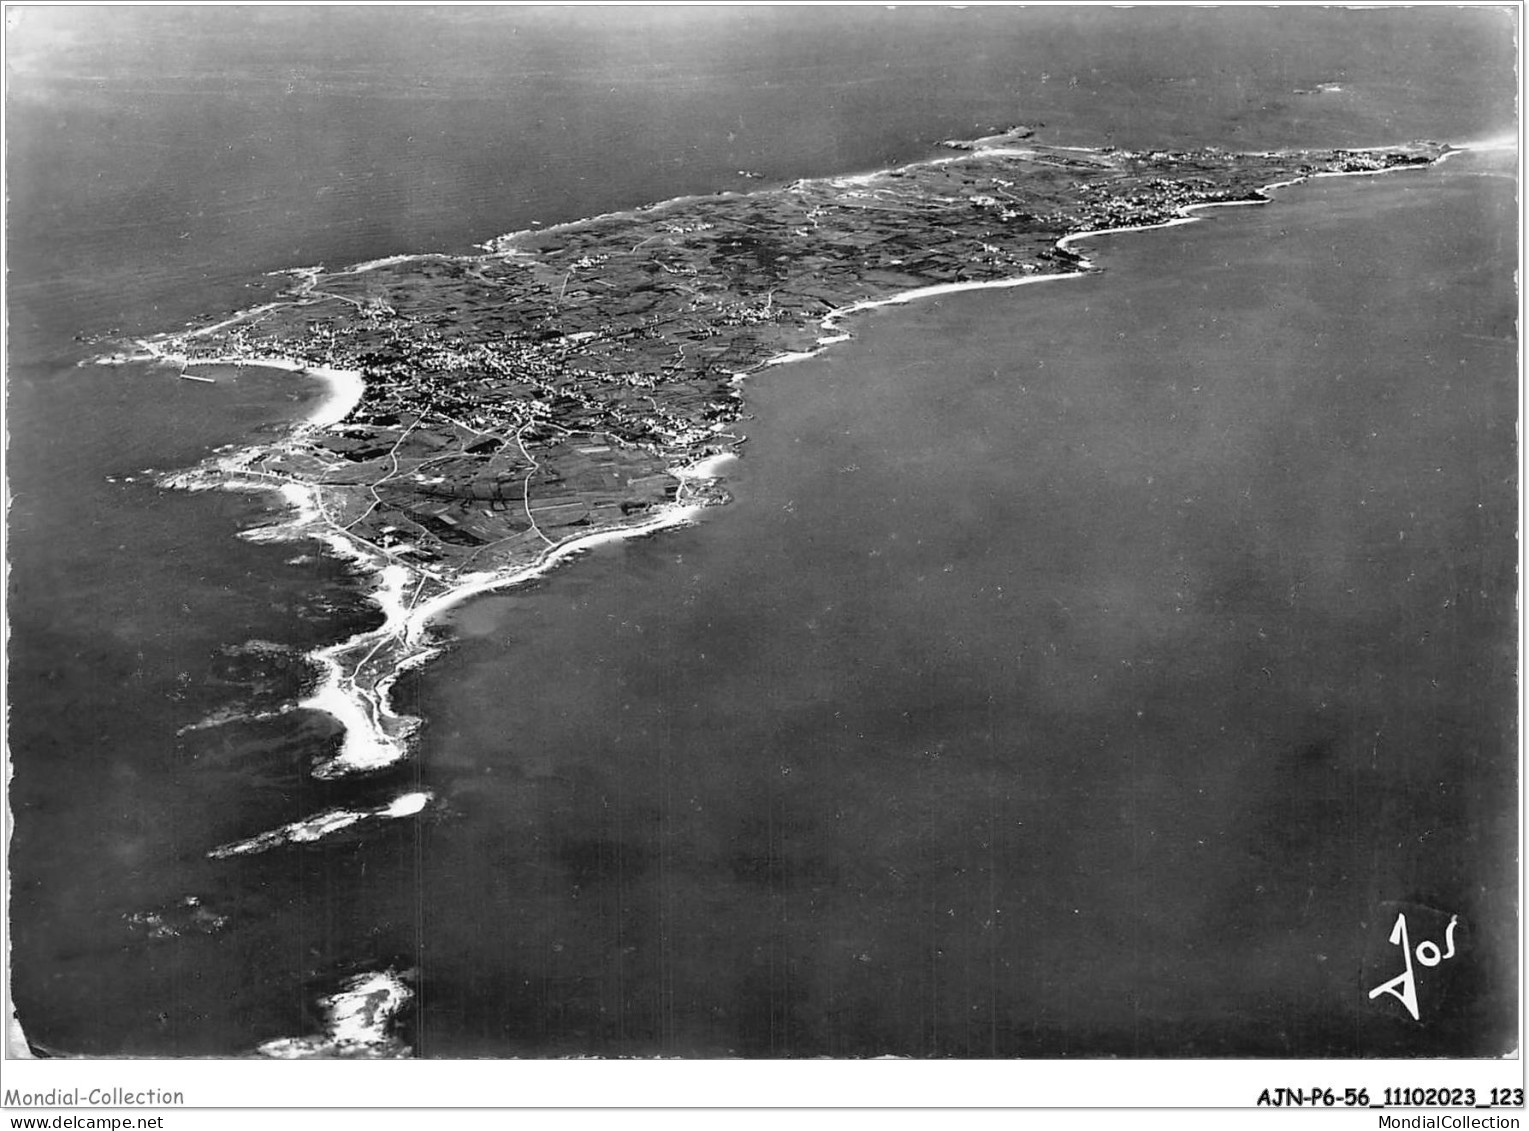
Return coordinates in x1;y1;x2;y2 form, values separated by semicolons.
748;271;1089;375
118;267;327;350
304;564;427;780
1057;153;1453;258
208;791;431;858
820;129;1061;189
478;187;758;255
825;272;1086;327
149;356;384;579
1308;163;1445;185
115;341;440;784
296;456;717;781
739;141;1456;387
148;301;290;346
302;497;712;780
347;251;447;274
674;451;737;482
175;703;296;736
1451;131;1518;154
105;258;427;362
192;459;439;801
396;501;706;648
257;969;415;1059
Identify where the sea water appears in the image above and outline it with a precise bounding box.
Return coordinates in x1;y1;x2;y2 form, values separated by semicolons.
5;7;1516;1055
402;152;1517;1056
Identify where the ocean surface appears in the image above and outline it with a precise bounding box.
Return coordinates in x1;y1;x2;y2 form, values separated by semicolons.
5;7;1517;1056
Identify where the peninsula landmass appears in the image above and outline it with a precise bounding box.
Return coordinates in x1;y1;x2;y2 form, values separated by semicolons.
103;132;1448;791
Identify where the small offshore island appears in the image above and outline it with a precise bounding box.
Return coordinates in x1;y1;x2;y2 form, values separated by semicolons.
103;131;1447;803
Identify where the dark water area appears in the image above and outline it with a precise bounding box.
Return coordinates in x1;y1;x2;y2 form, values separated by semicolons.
5;5;1515;358
406;155;1517;1057
4;7;1518;1057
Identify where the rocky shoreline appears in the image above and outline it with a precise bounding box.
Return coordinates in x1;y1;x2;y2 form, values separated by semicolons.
98;132;1449;805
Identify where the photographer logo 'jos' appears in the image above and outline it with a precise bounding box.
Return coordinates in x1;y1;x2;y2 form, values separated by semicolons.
1366;903;1464;1022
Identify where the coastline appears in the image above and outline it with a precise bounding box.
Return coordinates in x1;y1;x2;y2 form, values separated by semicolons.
111;135;1468;853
